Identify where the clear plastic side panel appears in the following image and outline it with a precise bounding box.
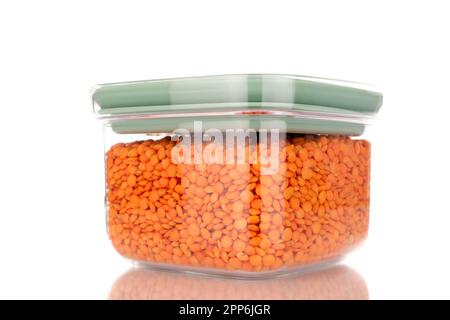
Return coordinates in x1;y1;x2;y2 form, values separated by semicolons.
103;120;371;276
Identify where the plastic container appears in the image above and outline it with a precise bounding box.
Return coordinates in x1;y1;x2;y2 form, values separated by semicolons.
93;74;382;277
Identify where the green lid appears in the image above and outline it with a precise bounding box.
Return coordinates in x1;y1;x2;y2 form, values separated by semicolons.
92;74;382;135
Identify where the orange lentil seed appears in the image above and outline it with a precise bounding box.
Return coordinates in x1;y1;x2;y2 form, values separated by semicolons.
106;135;370;272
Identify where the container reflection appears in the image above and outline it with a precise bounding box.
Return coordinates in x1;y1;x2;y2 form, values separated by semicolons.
109;265;368;300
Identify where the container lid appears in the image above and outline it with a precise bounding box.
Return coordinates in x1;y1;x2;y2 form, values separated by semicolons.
92;74;382;135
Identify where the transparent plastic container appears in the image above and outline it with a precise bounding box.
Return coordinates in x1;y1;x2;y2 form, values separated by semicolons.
93;74;382;277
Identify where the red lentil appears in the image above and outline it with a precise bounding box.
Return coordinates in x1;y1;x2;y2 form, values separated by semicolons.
106;135;370;272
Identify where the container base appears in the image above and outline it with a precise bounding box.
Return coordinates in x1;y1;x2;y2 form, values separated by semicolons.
130;255;345;280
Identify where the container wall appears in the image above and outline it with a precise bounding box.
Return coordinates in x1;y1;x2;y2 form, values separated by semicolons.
103;122;371;276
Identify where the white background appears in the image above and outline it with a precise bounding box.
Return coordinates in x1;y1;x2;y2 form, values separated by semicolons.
0;0;449;299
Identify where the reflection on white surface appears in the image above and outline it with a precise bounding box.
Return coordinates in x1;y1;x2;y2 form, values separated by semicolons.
109;265;368;300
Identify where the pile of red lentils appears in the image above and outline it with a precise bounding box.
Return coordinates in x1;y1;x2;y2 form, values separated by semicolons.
106;135;370;272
